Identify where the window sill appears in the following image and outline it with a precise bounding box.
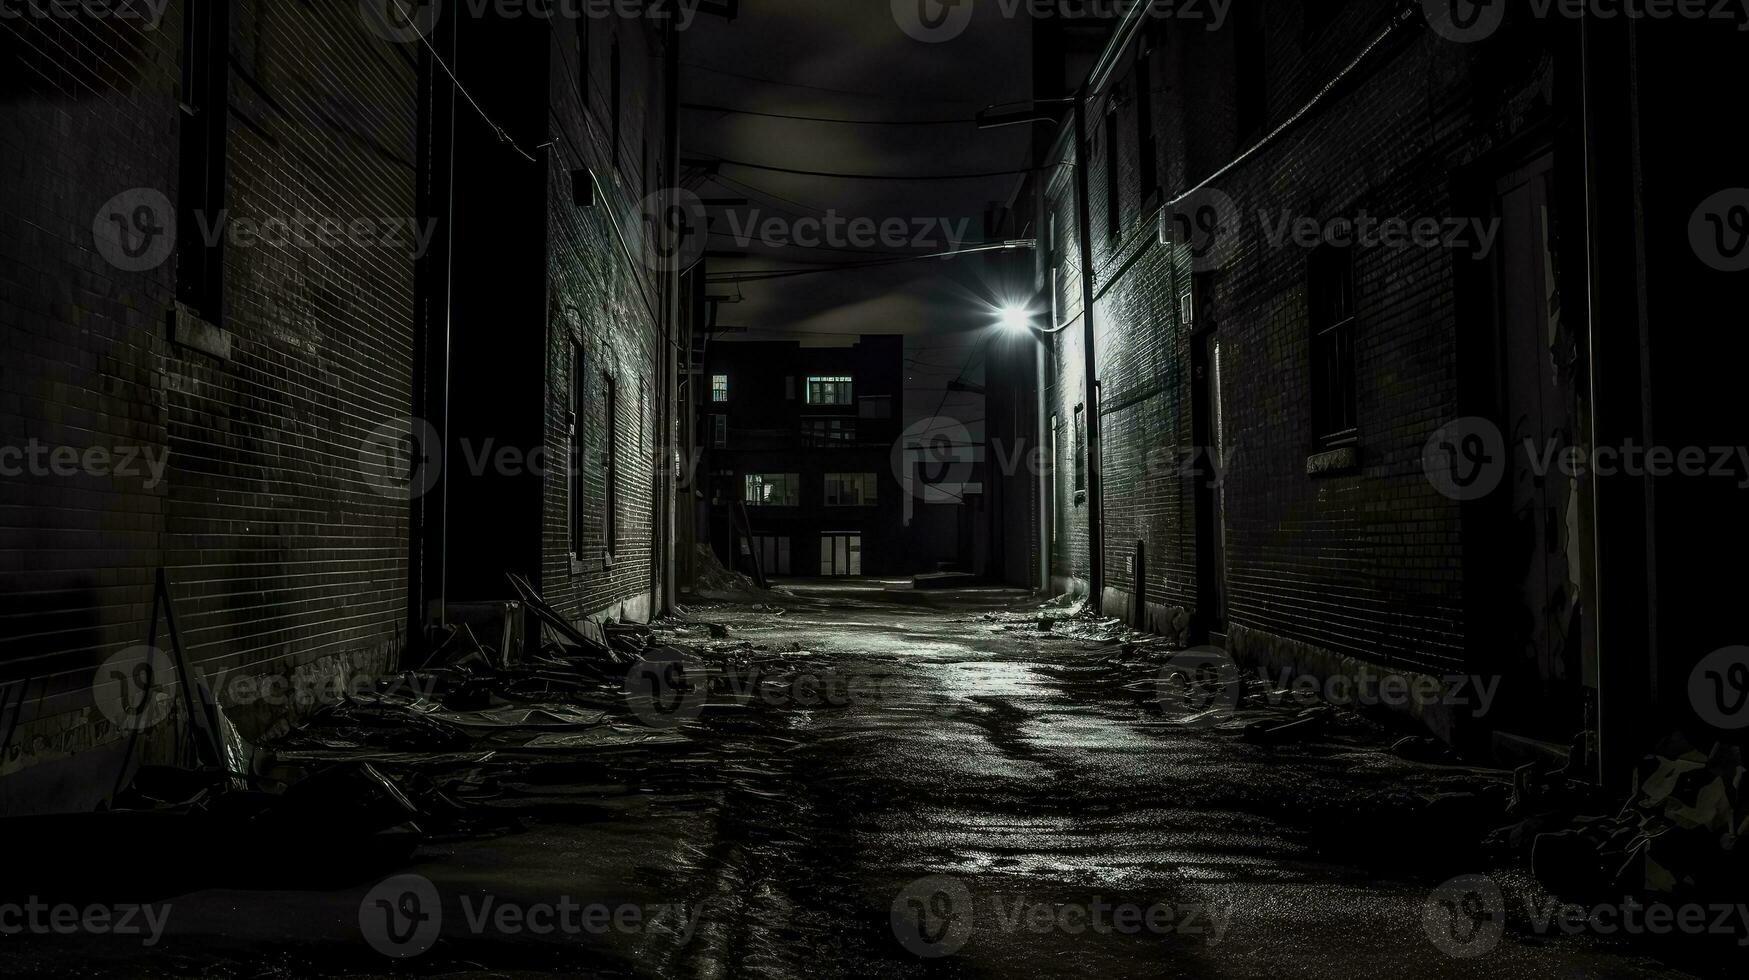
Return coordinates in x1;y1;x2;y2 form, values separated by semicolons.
1305;446;1359;477
602;552;617;572
168;303;231;360
570;556;588;577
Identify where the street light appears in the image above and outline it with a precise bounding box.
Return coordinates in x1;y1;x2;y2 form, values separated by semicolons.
998;305;1034;333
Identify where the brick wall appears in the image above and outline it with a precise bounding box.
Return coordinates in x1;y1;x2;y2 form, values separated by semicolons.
1036;0;1589;721
0;2;417;809
537;13;670;625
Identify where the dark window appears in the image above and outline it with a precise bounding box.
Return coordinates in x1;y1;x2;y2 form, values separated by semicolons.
569;340;586;558
1135;52;1158;205
1235;3;1266;138
604;372;619;554
1104;107;1121;239
1073;403;1087;493
1308;244;1358;448
609;39;621;173
176;0;231;321
712;414;727;449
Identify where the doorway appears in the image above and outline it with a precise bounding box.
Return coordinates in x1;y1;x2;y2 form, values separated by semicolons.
820;533;862;577
1192;325;1229;640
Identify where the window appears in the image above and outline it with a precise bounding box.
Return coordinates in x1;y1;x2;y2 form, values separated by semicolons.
805;376;854;405
711;414;728;449
176;0;230;322
820;534;863;576
1308;244;1358;448
1135;49;1159;205
824;473;877;507
609;39;621;173
804;418;856;446
744;473;800;507
569;340;586;559
711;374;728;402
1104;106;1121;239
858;395;892;419
1073;403;1087;494
604;372;619;554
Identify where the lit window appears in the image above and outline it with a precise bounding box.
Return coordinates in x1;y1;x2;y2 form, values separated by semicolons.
744;473;800;507
805;376;854;405
824;473;877;507
712;374;728;402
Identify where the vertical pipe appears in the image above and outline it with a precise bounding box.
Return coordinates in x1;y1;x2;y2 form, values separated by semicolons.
1071;90;1105;609
659;19;681;616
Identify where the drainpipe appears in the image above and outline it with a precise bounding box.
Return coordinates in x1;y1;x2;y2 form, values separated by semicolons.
659;19;681;617
1071;90;1104;610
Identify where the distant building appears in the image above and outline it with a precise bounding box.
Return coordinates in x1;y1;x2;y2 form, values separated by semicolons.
699;336;904;578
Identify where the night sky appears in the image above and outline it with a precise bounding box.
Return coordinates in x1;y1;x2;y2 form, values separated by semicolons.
684;1;1035;426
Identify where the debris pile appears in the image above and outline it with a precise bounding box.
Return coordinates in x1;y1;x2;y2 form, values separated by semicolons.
1497;734;1747;906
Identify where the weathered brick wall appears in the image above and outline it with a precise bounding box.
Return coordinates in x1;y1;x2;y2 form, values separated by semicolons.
1045;0;1572;679
538;15;668;625
0;2;415;807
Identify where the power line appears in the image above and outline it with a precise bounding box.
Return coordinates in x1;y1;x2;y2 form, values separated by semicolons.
683;102;972;126
706;241;1033;284
695;155;1043;182
680;61;981;104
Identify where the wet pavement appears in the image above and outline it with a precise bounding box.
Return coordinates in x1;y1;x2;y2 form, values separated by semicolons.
2;582;1707;978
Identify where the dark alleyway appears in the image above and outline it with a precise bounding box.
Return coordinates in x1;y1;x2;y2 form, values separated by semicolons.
3;584;1705;979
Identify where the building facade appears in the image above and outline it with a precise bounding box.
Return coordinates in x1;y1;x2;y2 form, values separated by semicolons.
700;336;905;578
1003;0;1743;771
0;1;686;814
